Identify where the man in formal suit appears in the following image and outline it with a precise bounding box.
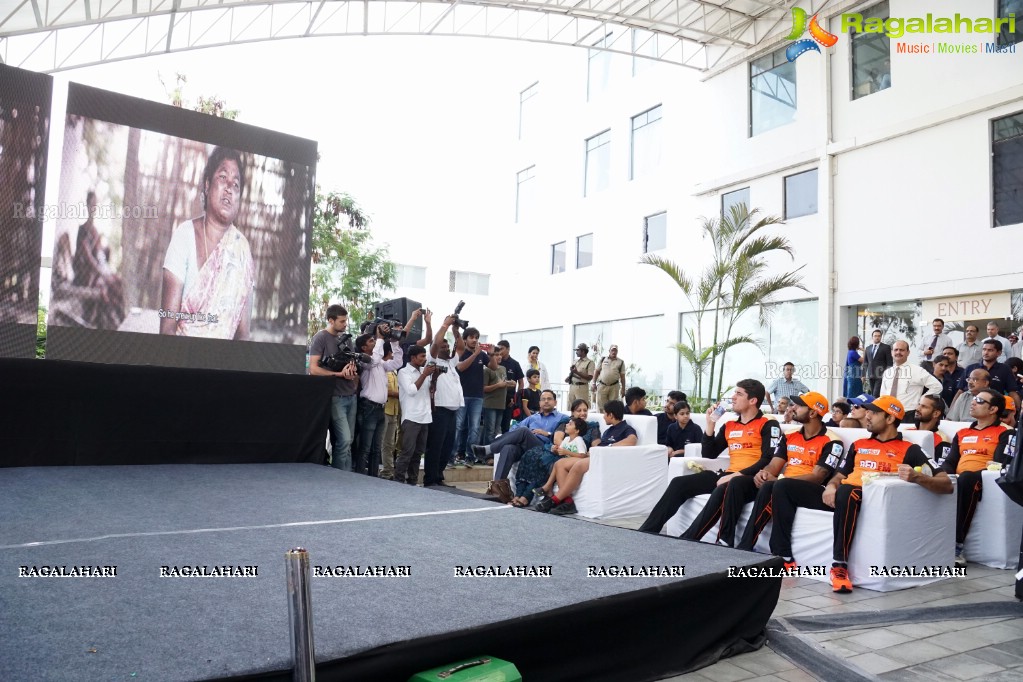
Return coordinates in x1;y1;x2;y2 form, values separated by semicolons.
864;329;893;396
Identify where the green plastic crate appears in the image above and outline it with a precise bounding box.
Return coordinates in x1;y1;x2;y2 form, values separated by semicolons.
408;655;522;682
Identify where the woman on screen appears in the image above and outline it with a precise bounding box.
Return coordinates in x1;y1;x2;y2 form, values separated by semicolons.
160;146;254;340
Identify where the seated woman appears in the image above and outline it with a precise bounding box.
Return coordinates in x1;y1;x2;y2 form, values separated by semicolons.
535;400;637;516
510;398;601;507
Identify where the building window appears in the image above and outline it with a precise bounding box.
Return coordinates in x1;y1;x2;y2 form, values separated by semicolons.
551;242;566;274
999;0;1023;46
632;29;659;75
993;111;1023;227
584;130;611;197
518;81;538;140
784;169;818;219
448;270;490;295
577;233;593;268
587;33;613;101
396;264;426;289
516;166;535;223
721;187;750;221
750;48;796;137
643;212;667;253
630;105;662;180
851;1;890;99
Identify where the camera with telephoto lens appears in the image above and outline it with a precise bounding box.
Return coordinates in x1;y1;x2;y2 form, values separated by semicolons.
319;333;372;372
371;318;404;341
426;361;449;374
451;300;470;331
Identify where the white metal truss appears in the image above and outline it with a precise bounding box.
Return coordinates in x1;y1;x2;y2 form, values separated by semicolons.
0;0;809;72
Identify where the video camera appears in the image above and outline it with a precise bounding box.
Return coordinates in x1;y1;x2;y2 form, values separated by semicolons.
451;300;470;332
319;333;372;372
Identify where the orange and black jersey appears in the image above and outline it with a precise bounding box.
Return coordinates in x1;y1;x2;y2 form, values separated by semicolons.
940;423;1013;474
838;433;929;487
703;412;786;475
909;427;952;467
773;428;842;479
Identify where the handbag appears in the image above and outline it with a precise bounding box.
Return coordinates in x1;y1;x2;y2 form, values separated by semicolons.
995;431;1023;507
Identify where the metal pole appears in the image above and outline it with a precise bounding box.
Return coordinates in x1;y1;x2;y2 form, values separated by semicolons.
285;547;315;682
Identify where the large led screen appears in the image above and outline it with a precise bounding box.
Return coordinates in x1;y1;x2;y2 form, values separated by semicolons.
0;64;52;358
47;83;317;373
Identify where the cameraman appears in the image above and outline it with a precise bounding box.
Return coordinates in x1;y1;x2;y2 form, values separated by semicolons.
454;326;490;466
309;304;360;471
423;316;468;486
354;328;404;477
395;346;437;485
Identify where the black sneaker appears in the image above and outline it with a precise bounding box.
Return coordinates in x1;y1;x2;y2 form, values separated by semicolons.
550;500;577;516
470;445;488;461
531;487;547;500
534;497;555;513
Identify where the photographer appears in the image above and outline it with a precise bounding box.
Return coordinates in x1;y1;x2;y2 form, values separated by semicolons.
454;326;490;466
395;346;437;485
423;317;469;486
354;328;404;477
309;304;360;471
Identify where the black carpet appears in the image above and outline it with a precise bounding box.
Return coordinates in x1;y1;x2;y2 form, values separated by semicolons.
0;464;782;681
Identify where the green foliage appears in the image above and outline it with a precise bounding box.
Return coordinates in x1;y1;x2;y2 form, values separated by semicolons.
308;190;396;336
36;307;46;358
159;72;240;120
645;203;806;402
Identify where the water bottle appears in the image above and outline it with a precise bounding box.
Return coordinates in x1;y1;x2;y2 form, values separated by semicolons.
711;402;727;419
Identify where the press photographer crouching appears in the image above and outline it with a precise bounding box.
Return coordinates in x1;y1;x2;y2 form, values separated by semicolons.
354;324;405;477
309;304;361;471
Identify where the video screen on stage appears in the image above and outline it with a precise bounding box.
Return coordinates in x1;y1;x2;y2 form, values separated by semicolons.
46;83;317;373
0;64;52;358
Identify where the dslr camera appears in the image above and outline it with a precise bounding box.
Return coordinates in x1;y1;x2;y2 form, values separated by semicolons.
451;300;470;331
371;318;404;341
426;361;449;374
319;333;372;372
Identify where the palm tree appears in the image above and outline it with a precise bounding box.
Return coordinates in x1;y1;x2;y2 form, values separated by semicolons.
642;203;807;402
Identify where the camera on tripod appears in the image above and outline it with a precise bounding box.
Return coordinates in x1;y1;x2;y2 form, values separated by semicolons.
451;300;470;331
319;333;372;372
426;361;449;374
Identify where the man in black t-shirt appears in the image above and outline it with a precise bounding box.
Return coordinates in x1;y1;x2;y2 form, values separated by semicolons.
453;327;489;465
498;340;525;434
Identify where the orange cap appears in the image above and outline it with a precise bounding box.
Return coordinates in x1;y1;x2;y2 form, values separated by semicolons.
792;392;829;417
864;395;905;419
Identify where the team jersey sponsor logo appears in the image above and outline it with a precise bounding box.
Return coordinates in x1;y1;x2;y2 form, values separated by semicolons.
962;436;979;443
728;430;744;438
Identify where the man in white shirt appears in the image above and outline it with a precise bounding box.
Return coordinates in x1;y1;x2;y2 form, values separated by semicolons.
395;346;437;485
957;324;983;369
918;318;952;365
355;330;404;477
423;317;470;487
879;340;942;423
983;321;1012;364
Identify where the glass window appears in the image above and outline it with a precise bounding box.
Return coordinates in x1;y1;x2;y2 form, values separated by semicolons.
519;82;538;140
396;264;426;289
574;315;671;395
584;130;611;197
678;300;820;396
784;169;818;219
448;271;490;295
630;105;662;180
750;48;796;136
993;111;1023;227
999;0;1023;46
851;1;891;99
632;28;659;75
587;33;613;101
721;187;750;221
499;327;565;386
577;233;593;269
516;166;535;223
644;212;667;253
551;242;566;274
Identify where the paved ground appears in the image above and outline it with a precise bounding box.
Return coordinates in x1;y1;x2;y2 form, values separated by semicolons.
451;478;1023;681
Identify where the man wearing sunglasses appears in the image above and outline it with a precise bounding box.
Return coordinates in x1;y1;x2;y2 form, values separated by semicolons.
947;369;991;422
940;389;1014;568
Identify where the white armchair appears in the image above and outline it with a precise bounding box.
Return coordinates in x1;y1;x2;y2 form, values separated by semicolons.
571;414;669;519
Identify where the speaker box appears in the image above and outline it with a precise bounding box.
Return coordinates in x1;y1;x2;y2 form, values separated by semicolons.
373;297;422;341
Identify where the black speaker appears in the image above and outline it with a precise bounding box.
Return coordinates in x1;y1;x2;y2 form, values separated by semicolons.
374;297;423;341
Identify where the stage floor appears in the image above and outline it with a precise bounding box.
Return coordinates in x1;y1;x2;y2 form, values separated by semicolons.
0;464;781;681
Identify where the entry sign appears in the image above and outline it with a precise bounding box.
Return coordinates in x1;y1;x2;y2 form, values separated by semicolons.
923;292;1011;322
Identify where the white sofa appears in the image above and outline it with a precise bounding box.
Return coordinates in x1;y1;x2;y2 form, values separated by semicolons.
572;414;669;519
963;470;1023;569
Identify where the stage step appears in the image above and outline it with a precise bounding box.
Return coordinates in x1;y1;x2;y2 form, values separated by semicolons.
418;464;493;483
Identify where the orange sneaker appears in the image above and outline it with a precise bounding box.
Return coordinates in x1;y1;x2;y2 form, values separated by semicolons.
782;560;798;572
830;566;853;593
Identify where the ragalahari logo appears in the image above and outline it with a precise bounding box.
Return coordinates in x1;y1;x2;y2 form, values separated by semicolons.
785;7;839;61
